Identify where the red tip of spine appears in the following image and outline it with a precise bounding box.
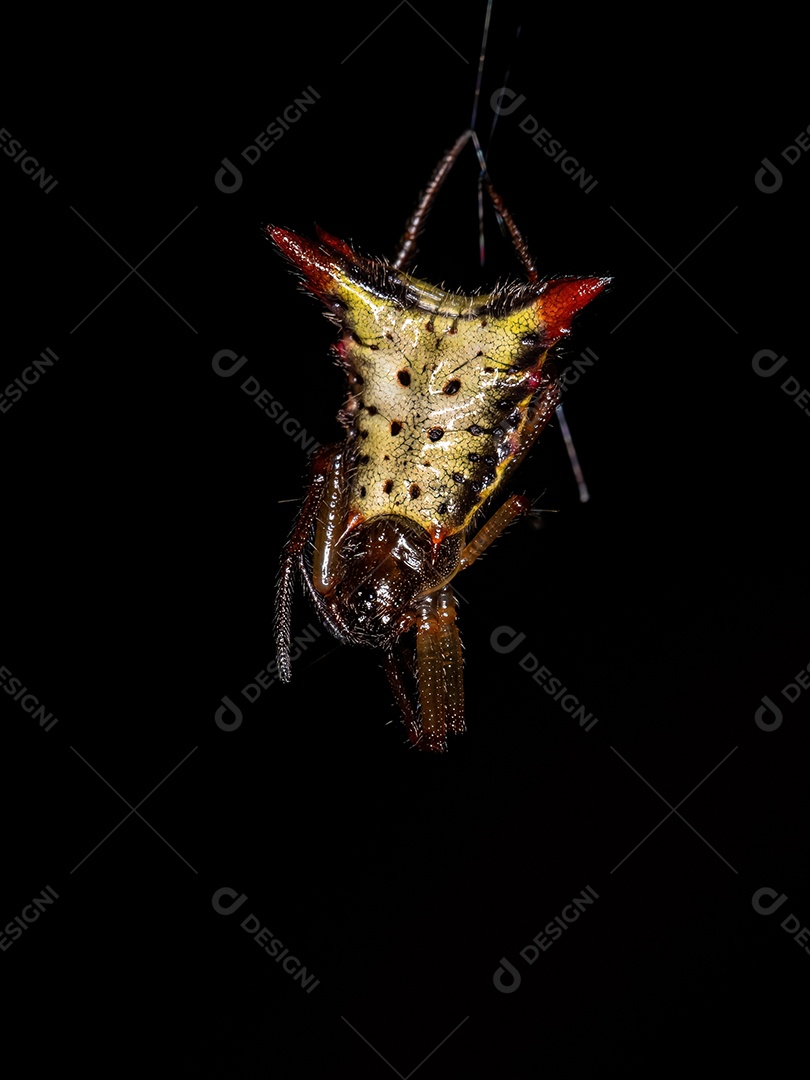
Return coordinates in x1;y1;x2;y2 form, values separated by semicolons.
265;224;347;300
538;277;611;343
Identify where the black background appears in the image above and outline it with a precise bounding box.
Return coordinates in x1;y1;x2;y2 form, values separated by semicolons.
3;4;808;1075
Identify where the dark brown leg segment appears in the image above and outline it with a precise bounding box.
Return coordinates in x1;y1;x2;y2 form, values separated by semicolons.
394;130;474;271
394;128;538;283
482;175;538;283
274;444;343;683
311;446;352;595
382;644;421;748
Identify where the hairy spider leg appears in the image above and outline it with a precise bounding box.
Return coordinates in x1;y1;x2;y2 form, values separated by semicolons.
414;585;464;752
458;494;531;572
405;494;535;751
393;128;538;282
274;443;343;683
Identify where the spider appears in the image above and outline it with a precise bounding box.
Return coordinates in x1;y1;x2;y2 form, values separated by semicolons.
267;129;609;750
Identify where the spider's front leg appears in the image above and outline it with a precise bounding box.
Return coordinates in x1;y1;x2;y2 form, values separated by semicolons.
413;585;465;753
396;495;533;752
274;443;349;683
383;588;464;753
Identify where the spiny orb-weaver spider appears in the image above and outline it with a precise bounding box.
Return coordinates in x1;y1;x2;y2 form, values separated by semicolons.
267;129;609;751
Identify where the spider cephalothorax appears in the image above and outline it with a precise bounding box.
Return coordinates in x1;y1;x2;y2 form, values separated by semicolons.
269;130;609;751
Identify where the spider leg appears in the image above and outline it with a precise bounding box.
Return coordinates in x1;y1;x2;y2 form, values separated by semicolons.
480;172;538;283
394;130;474;271
413;585;464;752
393;128;539;282
311;446;352;595
382;643;421;748
274;443;344;683
458;494;531;572
435;587;464;739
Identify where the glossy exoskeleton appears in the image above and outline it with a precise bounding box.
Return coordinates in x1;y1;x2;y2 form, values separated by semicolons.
268;130;609;751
